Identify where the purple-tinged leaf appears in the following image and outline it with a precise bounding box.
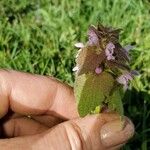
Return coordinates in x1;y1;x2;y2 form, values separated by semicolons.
106;60;130;70
76;46;106;75
114;43;130;62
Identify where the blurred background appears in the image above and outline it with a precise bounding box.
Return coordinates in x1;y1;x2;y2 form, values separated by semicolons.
0;0;149;149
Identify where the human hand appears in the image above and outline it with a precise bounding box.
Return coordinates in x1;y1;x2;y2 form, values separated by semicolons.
0;70;134;150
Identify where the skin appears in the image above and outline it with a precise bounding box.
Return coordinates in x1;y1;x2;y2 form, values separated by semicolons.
0;69;134;150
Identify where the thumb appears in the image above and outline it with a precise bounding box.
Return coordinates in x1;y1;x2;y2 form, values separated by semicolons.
40;113;134;150
0;113;134;150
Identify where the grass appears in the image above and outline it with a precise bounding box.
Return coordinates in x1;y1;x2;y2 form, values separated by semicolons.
0;0;150;149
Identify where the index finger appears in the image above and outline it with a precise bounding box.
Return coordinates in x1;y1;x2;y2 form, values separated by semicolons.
0;70;78;120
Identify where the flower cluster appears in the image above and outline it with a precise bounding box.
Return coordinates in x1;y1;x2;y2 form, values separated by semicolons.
73;25;138;89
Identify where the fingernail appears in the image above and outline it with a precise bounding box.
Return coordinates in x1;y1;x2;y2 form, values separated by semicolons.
100;117;134;147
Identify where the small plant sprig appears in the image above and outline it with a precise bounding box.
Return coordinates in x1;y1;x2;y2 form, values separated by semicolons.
73;24;138;117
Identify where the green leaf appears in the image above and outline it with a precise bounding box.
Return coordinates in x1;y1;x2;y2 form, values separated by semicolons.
74;72;115;117
108;87;124;116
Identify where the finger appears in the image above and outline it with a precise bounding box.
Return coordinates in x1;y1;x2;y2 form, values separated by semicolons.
0;114;134;150
32;115;63;128
0;114;63;137
1;117;48;138
0;69;78;119
36;113;134;150
1;112;63;129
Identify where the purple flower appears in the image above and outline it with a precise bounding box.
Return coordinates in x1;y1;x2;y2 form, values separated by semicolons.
106;55;115;61
122;45;135;61
106;42;115;50
124;45;135;52
105;42;115;60
117;70;139;89
74;43;84;48
130;70;139;76
95;67;102;74
87;26;99;46
116;73;132;90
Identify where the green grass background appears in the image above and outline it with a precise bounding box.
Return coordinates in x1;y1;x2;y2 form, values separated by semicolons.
0;0;150;149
